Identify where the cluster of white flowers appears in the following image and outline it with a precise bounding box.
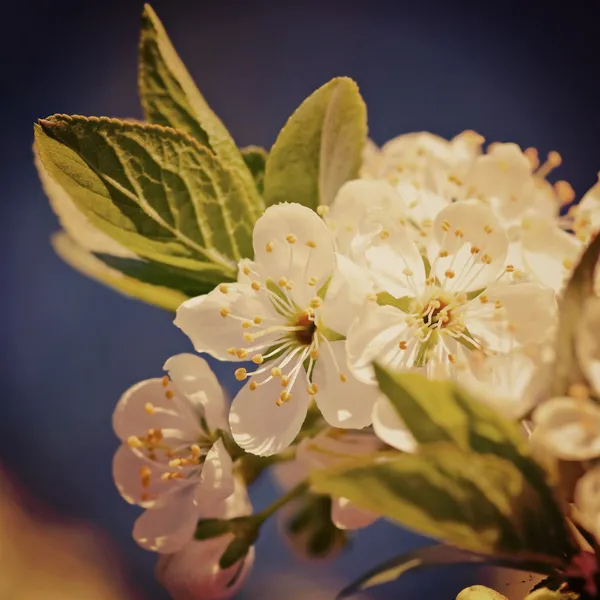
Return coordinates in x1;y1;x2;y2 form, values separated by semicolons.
112;130;600;598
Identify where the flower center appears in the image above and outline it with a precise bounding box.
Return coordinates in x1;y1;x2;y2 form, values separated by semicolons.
294;312;317;346
422;298;453;329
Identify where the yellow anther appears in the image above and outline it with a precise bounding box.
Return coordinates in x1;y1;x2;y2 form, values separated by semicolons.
271;367;282;377
127;436;142;448
165;390;174;400
448;174;463;185
278;277;289;288
380;229;390;240
191;445;201;458
251;281;261;291
438;250;449;258
555;181;575;205
308;277;317;286
286;234;297;244
266;241;274;253
548;151;562;167
481;254;492;265
310;349;319;360
441;220;451;232
242;320;253;329
524;147;540;170
562;258;574;270
494;300;503;309
444;270;455;279
227;347;236;356
161;472;184;481
309;297;323;309
316;205;329;216
243;265;251;277
454;228;464;238
479;295;489;304
236;348;248;359
140;466;151;487
307;383;319;395
243;333;254;342
280;375;290;387
306;240;317;248
169;458;182;467
339;373;348;383
145;402;155;415
399;340;408;350
425;276;435;286
220;307;230;318
505;264;515;273
483;224;493;234
161;375;169;387
253;316;263;325
402;267;414;276
219;284;229;294
252;354;264;365
280;391;292;402
470;246;481;255
235;368;248;381
249;381;257;391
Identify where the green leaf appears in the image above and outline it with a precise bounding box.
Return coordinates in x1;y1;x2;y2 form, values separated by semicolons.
194;518;232;541
219;536;252;570
35;115;257;284
376;291;414;312
550;232;600;397
241;145;267;195
373;367;575;560
138;4;263;215
52;233;189;311
264;77;367;210
311;446;569;563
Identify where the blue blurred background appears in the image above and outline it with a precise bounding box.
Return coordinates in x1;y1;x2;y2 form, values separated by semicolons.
2;0;599;598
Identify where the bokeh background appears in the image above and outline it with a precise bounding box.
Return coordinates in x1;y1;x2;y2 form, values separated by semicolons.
2;0;599;598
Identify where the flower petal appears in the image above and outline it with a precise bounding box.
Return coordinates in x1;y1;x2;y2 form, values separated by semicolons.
371;396;417;452
113;444;177;507
522;223;581;292
252;203;335;306
331;497;378;531
175;283;279;361
113;379;200;444
532;397;600;461
133;485;200;553
576;299;600;396
320;253;374;337
196;439;235;504
156;536;255;600
312;340;378;429
229;378;311;457
346;304;408;384
164;354;228;433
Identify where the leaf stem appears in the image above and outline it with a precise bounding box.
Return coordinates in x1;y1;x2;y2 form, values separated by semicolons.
256;481;310;523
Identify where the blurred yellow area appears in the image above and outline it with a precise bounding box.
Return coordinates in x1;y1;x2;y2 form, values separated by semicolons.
0;469;133;600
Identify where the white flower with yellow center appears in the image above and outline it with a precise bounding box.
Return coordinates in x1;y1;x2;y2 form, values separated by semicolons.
112;354;234;553
175;203;378;457
346;201;557;388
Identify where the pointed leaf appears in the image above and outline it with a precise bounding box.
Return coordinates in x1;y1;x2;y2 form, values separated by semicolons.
311;445;570;564
264;77;367;210
551;232;600;396
35;115;258;283
139;4;262;214
52;233;188;311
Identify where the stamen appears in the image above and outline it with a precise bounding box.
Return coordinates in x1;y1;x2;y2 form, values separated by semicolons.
316;206;329;216
306;240;317;248
145;402;155;415
252;354;264;364
524;147;540;170
220;307;230;318
235;368;248;381
266;241;274;253
536;151;562;178
128;436;142;448
286;234;297;244
165;390;174;400
161;376;169;387
555;181;575;205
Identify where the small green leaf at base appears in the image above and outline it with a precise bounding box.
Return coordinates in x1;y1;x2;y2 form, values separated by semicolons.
264;77;367;210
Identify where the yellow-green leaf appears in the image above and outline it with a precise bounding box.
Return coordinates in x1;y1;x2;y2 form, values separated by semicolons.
264;77;367;210
241;145;267;195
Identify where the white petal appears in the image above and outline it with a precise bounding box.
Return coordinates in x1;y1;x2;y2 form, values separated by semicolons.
113;379;200;444
113;444;178;507
331;497;378;531
229;378;311;456
371;396;417;452
312;340;378;429
532;397;600;460
433;202;508;290
133;484;200;553
164;354;228;433
320;253;374;336
252;203;335;306
175;283;278;361
365;235;426;297
346;304;408;384
522;223;581;292
575;466;600;542
156;536;255;600
577;299;600;396
196;439;235;504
